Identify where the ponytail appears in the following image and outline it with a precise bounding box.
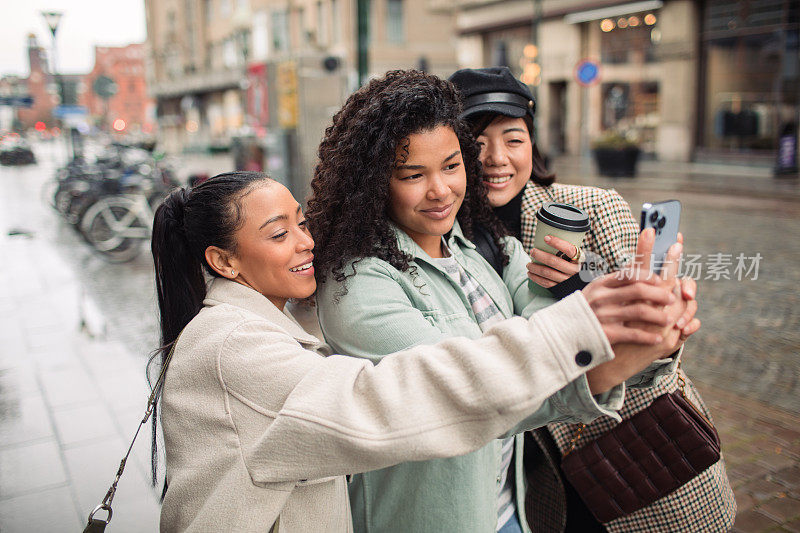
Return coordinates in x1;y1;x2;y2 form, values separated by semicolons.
147;171;272;497
152;188;206;353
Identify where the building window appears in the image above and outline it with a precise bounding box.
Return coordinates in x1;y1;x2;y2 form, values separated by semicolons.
599;12;658;64
272;10;289;52
298;7;306;46
186;0;195;65
239;30;251;62
205;43;213;69
699;0;799;154
492;41;509;68
317;1;328;46
223;38;237;67
601;82;660;153
167;10;177;43
167;50;182;79
386;0;404;44
252;10;270;59
205;0;213;23
331;0;340;43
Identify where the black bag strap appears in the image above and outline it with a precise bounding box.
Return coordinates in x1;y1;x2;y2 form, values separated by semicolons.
82;335;181;532
472;223;504;276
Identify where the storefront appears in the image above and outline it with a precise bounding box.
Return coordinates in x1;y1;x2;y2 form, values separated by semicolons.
697;0;799;162
593;6;664;154
558;0;697;161
456;0;798;165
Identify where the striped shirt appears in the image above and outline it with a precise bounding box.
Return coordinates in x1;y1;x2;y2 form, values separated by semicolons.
433;245;517;531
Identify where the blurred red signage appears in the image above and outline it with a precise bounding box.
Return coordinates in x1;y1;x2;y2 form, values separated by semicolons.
247;63;269;127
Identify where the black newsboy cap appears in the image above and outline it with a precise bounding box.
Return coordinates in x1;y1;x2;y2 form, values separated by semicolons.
449;66;536;121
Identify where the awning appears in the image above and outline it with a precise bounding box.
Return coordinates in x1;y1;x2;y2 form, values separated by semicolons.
564;0;664;24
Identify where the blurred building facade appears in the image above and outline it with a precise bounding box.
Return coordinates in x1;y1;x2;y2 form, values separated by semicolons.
82;44;155;135
144;0;460;197
456;0;799;164
0;34;86;131
8;34;59;130
143;0;799;176
0;75;30;131
0;35;152;137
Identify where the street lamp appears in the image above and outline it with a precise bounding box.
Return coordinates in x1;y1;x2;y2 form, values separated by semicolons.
41;10;80;158
41;11;62;36
41;11;64;106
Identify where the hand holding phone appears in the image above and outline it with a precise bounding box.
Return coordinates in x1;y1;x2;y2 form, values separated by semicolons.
640;200;681;276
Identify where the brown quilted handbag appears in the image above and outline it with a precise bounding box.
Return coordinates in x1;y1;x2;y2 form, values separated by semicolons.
560;372;721;523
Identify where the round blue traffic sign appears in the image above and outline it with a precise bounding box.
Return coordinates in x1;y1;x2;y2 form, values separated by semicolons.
575;60;600;87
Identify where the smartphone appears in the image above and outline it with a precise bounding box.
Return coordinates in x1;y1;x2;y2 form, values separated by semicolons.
640;200;681;275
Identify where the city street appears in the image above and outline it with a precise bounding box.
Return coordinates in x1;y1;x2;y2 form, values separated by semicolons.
555;157;800;415
0;142;798;531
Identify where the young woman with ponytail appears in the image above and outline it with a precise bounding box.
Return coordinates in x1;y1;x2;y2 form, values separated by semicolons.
151;171;685;532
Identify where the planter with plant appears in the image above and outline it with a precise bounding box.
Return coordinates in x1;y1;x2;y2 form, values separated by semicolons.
592;131;641;177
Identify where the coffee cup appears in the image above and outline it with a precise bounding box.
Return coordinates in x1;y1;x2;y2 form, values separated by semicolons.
532;202;591;264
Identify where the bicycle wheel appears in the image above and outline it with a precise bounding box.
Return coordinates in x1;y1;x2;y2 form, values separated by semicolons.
53;183;75;217
80;196;151;262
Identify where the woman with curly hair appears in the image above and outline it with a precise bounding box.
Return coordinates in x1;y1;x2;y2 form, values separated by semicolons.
308;70;696;533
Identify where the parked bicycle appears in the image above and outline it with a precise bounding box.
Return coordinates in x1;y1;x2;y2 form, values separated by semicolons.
48;143;179;262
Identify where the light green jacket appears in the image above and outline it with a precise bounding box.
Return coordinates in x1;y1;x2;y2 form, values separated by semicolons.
316;222;625;533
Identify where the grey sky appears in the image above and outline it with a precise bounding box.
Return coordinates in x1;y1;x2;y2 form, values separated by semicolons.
1;0;146;76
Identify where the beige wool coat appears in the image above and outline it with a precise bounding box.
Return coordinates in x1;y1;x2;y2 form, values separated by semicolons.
159;278;620;532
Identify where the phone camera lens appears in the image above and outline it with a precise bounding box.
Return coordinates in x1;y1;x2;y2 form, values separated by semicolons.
657;217;666;229
649;211;659;223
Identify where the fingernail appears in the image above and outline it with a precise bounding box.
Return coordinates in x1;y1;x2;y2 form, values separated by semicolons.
544;235;551;242
669;293;676;303
676;317;686;329
655;335;663;343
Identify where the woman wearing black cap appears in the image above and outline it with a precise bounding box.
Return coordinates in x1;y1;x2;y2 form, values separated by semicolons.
449;67;736;533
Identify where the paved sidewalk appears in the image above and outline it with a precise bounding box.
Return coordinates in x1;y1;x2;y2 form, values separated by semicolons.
551;155;800;201
0;149;161;532
0;230;161;531
696;383;800;532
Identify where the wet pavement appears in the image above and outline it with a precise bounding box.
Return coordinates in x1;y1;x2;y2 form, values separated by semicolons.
0;142;161;531
0;142;797;531
555;157;800;532
554;156;800;415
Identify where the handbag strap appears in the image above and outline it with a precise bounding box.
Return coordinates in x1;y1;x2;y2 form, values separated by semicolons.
83;336;181;532
563;361;706;456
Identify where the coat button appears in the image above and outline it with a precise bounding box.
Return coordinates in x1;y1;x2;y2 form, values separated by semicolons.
575;350;592;367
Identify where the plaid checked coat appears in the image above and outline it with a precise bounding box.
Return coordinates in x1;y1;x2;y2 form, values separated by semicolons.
518;181;736;533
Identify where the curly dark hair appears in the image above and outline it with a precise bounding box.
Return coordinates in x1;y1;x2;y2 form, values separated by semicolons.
306;69;508;288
